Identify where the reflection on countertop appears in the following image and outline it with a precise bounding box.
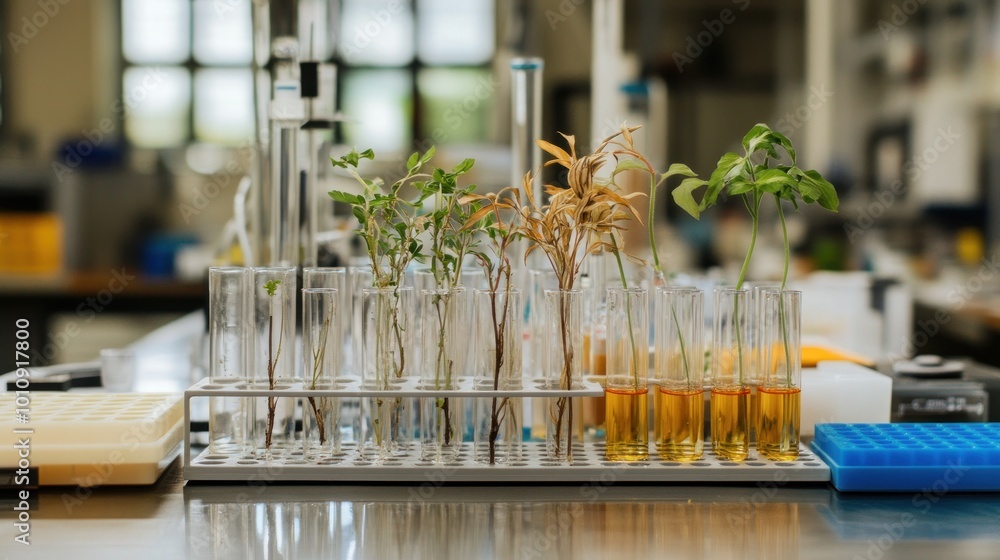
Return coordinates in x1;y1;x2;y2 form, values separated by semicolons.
8;463;1000;560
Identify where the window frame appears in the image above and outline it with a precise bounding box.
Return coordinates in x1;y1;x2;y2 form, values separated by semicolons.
118;0;497;150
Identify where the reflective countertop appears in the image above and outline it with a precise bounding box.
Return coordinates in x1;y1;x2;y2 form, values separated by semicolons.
6;462;1000;560
6;315;999;559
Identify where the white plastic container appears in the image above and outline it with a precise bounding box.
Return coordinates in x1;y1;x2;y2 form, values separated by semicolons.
0;393;183;486
801;361;893;437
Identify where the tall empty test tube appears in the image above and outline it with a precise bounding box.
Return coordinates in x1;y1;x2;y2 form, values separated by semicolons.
208;267;251;453
511;57;543;209
269;80;306;267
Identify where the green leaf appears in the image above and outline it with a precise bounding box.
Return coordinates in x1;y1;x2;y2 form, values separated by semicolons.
344;149;360;167
753;167;795;195
671;177;709;219
742;123;773;155
661;163;699;181
703;152;743;209
613;159;649;175
264;280;281;297
406;151;419;170
770;130;796;163
453;158;475;174
359;148;375;160
711;153;743;184
802;170;839;212
329;190;359;205
330;156;346;169
727;177;755;196
351;206;365;224
420;146;437;165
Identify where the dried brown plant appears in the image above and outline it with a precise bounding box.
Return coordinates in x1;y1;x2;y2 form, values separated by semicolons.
512;124;647;460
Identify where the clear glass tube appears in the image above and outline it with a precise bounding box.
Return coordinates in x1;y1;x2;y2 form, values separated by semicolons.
654;287;704;461
360;287;414;459
473;289;523;464
748;281;781;435
605;287;649;461
420;288;467;463
303;268;349;366
511;57;544;269
527;269;557;376
544;289;583;462
250;266;297;458
710;287;751;461
269;122;300;266
757;289;802;460
303;267;354;447
526;269;557;441
511;58;543;207
302;287;340;458
208;267;252;454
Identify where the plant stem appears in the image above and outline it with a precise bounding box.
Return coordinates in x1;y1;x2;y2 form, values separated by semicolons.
551;292;574;460
265;314;274;450
487;281;511;464
775;197;793;387
648;175;661;273
308;302;333;446
610;237;639;388
733;193;761;386
653;272;693;388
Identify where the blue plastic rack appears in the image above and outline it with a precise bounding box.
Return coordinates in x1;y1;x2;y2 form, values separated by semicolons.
811;423;1000;492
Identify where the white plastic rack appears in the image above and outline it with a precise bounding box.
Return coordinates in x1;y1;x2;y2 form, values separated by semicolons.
183;378;831;484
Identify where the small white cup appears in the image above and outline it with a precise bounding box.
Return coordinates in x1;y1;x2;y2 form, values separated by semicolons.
100;348;136;392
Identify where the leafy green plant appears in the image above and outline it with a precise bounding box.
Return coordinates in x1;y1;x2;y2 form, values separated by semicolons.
330;147;431;449
263;279;283;450
599;126;703;388
305;295;334;447
413;157;479;450
463;186;520;463
671;123;839;384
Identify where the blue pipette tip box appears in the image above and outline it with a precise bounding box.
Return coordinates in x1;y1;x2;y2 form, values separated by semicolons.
812;423;1000;492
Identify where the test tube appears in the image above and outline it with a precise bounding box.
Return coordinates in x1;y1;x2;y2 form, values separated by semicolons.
710;287;751;461
250;266;297;458
654;287;704;461
757;289;802;460
604;287;649;461
303;267;353;446
510;57;543;203
208;266;252;454
302;287;340;458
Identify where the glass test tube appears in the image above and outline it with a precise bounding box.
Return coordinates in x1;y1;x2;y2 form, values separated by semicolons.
710;287;751;461
757;289;802;460
302;287;341;458
251;266;297;458
605;287;649;461
654;287;704;461
473;289;524;463
208;266;252;454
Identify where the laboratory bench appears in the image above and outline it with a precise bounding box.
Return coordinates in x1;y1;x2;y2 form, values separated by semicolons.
7;462;1000;559
6;312;1000;559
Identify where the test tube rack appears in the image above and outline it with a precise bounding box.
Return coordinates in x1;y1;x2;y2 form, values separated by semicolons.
182;377;831;484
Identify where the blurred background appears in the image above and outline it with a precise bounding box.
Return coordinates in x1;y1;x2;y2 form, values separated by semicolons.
1;0;999;383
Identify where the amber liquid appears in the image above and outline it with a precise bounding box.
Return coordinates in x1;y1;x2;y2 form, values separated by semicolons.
710;386;750;461
757;387;801;460
605;387;649;461
583;334;607;432
749;384;760;438
655;387;704;461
